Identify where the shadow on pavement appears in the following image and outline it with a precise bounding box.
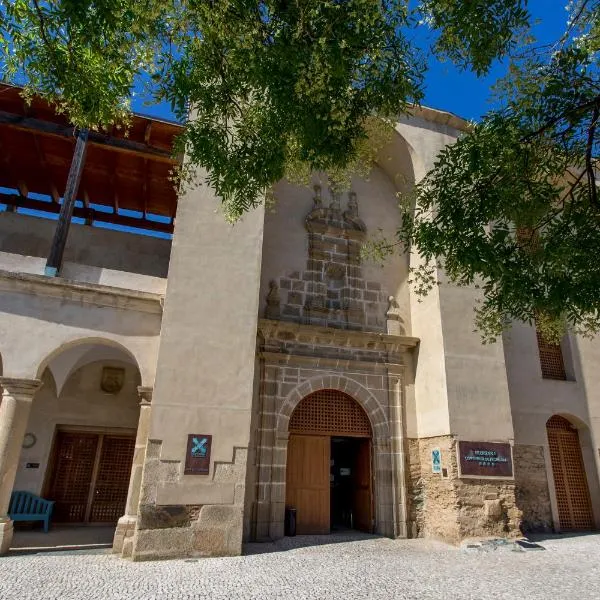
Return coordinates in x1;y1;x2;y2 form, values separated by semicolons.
244;531;382;555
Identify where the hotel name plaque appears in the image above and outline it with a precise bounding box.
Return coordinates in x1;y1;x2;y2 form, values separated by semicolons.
458;441;513;478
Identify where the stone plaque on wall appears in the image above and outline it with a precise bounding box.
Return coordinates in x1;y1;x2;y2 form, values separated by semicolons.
184;434;212;475
457;441;513;478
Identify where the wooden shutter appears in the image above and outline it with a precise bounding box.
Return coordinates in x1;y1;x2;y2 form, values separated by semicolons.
89;435;135;523
547;416;594;530
536;329;566;380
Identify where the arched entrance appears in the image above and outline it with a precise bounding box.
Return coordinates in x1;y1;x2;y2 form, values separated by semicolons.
546;415;595;530
15;340;142;527
286;389;373;535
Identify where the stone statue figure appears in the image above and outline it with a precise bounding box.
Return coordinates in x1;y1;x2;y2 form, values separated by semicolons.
265;280;281;319
386;295;406;336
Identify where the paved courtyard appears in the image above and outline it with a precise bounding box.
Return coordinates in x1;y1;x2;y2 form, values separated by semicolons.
1;532;599;600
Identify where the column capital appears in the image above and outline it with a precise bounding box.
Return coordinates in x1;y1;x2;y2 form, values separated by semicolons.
137;386;153;405
0;378;42;398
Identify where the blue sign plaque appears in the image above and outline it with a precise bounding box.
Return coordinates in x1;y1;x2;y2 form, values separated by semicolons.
184;434;212;474
431;448;442;474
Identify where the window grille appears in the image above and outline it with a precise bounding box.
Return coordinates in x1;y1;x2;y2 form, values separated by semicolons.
289;389;371;437
536;329;566;380
547;416;594;530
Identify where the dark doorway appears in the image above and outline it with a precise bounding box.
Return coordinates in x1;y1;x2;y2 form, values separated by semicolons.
330;437;372;532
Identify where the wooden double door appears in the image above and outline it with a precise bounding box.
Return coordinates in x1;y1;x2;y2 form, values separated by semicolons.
285;434;372;535
46;431;135;524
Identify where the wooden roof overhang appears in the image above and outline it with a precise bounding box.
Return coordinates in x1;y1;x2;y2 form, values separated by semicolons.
0;83;183;234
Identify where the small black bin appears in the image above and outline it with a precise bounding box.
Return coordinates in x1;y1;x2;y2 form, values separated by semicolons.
284;506;297;537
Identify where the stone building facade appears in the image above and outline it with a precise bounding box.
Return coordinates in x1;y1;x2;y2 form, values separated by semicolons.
0;89;598;559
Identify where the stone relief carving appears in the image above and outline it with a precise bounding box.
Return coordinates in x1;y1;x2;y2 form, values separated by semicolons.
267;188;392;332
100;366;125;394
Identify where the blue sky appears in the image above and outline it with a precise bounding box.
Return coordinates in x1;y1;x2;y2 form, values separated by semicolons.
132;1;569;124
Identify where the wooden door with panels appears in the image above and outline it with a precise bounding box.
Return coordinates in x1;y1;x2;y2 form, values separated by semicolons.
353;438;373;533
47;430;135;524
286;434;330;534
286;389;373;535
547;416;595;530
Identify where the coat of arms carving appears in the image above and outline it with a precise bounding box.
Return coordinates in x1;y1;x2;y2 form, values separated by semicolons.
100;366;125;394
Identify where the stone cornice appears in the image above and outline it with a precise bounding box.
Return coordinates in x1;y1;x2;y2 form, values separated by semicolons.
408;105;470;132
0;377;42;397
258;318;419;353
260;351;405;372
0;270;163;315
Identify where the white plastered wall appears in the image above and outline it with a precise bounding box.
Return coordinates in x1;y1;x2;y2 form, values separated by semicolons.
504;322;600;527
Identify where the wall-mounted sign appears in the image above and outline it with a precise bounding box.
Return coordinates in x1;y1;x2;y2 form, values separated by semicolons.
25;463;40;469
458;441;513;478
184;434;212;475
431;448;442;474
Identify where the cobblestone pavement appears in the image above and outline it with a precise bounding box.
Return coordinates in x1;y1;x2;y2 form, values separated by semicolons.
1;532;599;600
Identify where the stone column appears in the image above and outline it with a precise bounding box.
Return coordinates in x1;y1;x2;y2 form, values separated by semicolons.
387;369;408;538
113;386;152;556
0;377;42;553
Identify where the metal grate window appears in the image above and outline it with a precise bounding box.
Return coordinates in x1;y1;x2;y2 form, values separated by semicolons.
536;329;566;380
547;416;594;530
289;389;371;437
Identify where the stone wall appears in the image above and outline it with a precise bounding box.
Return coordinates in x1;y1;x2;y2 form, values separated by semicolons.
409;436;521;543
513;444;553;532
131;440;248;561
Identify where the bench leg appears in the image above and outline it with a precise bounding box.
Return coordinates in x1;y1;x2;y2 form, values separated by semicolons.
43;518;49;533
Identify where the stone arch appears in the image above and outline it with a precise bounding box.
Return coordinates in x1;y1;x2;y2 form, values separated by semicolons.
375;127;420;194
547;412;590;432
277;374;390;440
34;336;147;399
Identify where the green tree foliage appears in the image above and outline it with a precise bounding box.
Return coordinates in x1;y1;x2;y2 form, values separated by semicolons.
397;0;600;341
0;0;527;221
4;1;593;341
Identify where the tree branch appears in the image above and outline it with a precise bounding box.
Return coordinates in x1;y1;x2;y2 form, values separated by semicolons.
521;95;600;143
586;104;599;208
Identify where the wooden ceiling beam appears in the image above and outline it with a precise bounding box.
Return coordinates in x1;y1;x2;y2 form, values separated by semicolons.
0;110;178;164
144;121;152;145
1;191;174;234
32;132;61;202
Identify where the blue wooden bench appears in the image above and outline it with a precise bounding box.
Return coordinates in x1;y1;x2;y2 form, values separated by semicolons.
9;491;54;532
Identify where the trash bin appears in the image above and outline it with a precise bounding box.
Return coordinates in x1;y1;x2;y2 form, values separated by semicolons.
284;506;297;537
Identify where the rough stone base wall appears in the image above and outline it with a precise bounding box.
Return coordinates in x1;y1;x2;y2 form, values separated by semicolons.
130;440;247;561
408;436;521;543
513;444;553;533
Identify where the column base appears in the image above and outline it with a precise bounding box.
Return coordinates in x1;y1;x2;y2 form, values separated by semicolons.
0;518;14;554
112;515;137;557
